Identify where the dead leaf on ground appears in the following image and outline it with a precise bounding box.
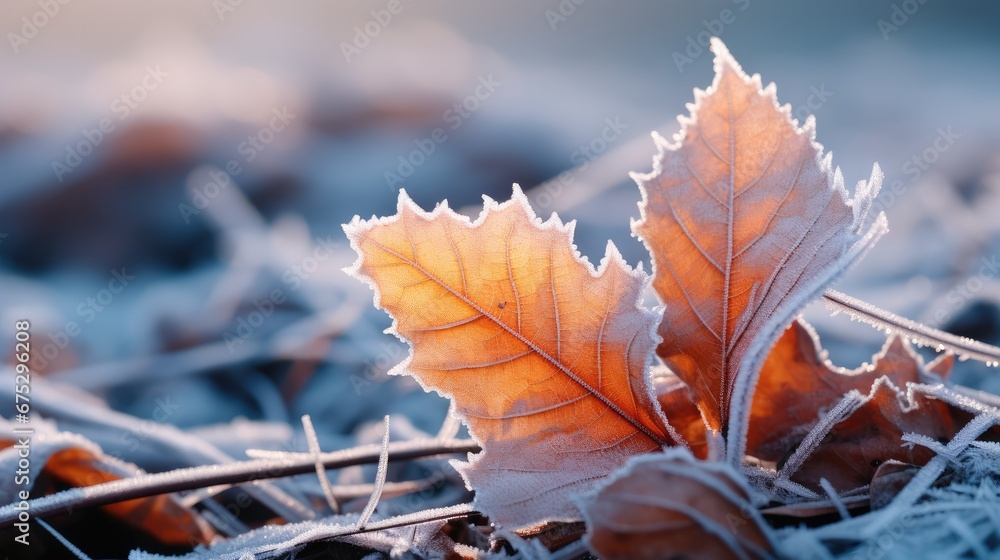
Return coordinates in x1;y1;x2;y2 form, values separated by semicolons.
581;449;775;560
0;440;215;547
868;460;920;510
789;377;956;492
748;318;938;465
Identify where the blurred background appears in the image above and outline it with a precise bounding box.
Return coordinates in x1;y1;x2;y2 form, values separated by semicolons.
1;0;999;554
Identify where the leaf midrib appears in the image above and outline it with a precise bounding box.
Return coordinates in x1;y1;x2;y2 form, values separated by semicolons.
363;233;670;447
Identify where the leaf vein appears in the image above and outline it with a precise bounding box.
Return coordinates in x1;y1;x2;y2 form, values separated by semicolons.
664;193;724;273
734;149;804;259
505;225;523;333
419;348;534;371
362;236;670;447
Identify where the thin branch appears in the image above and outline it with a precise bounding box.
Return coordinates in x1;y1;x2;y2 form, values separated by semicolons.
0;438;479;528
307;502;478;538
220;503;480;560
822;289;1000;366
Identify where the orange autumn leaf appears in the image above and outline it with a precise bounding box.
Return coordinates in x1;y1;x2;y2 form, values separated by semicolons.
581;450;775;560
747;318;943;464
631;38;887;450
653;365;709;459
0;440;214;547
344;186;679;529
43;448;216;546
925;352;954;381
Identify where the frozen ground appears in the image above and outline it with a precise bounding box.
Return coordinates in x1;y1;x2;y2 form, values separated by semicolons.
1;2;998;557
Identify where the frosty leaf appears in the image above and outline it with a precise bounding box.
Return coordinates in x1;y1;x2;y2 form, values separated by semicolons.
653;365;710;459
512;521;587;553
0;431;215;547
788;377;956;492
631;38;887;455
920;382;1000;445
926;352;955;381
38;448;217;546
344;186;678;529
580;449;775;560
748;319;936;464
748;322;959;493
868;460;921;510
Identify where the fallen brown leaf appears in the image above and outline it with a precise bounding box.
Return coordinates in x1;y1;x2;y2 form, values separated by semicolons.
582;450;775;560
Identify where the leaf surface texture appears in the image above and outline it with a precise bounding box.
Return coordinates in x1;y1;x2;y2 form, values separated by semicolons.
632;39;887;453
345;187;676;528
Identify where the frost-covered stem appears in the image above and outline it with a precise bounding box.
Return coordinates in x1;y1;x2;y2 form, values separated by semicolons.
357;416;392;529
222;503;480;559
302;414;341;514
822;289;1000;365
0;438;479;528
315;502;478;537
